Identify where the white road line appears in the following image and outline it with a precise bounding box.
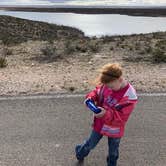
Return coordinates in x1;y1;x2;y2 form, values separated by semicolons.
0;93;165;101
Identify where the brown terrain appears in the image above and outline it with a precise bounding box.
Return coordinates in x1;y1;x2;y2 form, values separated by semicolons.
0;15;166;96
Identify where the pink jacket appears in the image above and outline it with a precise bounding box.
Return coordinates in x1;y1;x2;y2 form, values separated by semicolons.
85;82;138;138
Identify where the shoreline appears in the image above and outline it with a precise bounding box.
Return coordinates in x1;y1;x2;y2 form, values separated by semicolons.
0;6;166;17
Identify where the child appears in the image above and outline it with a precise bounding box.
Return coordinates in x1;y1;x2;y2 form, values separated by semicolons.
75;63;138;166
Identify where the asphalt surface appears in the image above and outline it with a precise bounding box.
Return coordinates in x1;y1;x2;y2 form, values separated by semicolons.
0;94;165;166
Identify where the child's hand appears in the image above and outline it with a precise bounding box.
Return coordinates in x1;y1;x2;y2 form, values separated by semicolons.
93;107;106;118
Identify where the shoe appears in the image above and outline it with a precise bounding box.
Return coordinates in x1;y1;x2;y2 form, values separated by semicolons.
75;145;84;162
76;156;84;162
106;155;109;163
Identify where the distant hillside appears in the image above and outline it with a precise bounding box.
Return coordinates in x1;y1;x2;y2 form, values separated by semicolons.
0;15;85;45
1;6;166;16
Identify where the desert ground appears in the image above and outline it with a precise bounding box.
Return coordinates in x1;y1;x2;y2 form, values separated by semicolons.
0;15;166;96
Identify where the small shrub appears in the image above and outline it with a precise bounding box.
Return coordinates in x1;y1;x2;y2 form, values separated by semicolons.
152;32;164;39
64;41;75;55
75;42;88;53
152;49;166;63
155;40;166;50
4;47;13;55
89;41;100;53
138;50;146;55
120;36;125;42
116;42;120;47
102;36;115;43
121;45;126;49
65;45;75;55
129;46;133;51
0;57;7;68
110;46;114;51
145;46;152;54
39;44;59;62
41;45;56;57
135;43;140;50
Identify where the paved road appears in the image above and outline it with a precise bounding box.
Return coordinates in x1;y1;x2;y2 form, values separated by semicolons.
0;94;165;166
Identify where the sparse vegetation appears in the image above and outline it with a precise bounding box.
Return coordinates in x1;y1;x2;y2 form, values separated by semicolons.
64;41;76;55
41;44;56;57
0;15;166;67
129;46;133;51
135;42;141;51
39;44;60;62
110;46;114;51
151;40;166;63
64;39;100;55
138;50;146;55
5;48;13;55
0;15;84;45
75;40;88;53
101;36;115;43
0;57;7;68
88;40;100;53
155;39;166;50
0;16;166;95
152;49;166;63
145;46;152;54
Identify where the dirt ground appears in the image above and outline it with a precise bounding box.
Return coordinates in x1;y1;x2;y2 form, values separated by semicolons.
0;40;165;96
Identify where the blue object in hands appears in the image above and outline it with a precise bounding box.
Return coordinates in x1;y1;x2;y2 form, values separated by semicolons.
85;99;102;114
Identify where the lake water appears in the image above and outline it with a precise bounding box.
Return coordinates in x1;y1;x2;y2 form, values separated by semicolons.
0;10;166;37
